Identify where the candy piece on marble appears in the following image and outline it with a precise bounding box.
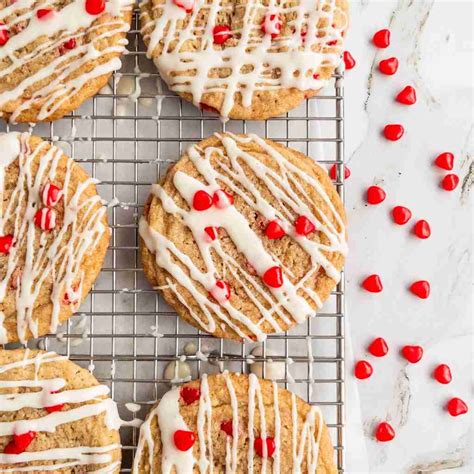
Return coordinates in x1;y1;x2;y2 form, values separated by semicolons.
249;346;286;380
265;220;285;240
378;57;398;75
375;422;395;442
212;189;234;208
295;215;315;236
433;364;452;384
37;8;54;19
446;397;468;417
0;234;14;254
173;430;196;451
262;13;282;38
368;337;389;357
85;0;106;15
192;190;213;211
42;183;63;207
434;152;454;170
383;124;404;141
366;186;386;205
209;280;231;304
410;280;430;299
372;29;390;48
220;420;234;436
413;220;431;239
34;208;56;231
343;51;356;70
396;86;417;105
401;345;423;363
263;266;283;288
441;174;459;191
204;226;218;241
254;437;276;458
173;0;195;13
362;274;383;293
354;360;373;380
4;431;37;454
392;206;412;225
329;164;350;180
180;386;200;405
213;25;232;44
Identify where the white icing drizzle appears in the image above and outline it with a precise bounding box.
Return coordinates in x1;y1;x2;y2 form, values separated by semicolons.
133;372;324;473
0;0;133;122
140;0;348;119
139;133;346;341
0;132;108;343
0;351;121;472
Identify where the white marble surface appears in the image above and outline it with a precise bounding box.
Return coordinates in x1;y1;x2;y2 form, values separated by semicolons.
343;1;472;472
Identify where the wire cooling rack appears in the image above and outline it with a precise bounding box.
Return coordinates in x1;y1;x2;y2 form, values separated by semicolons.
2;9;345;473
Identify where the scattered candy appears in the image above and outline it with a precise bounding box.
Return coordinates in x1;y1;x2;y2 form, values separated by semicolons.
362;274;383;293
210;280;231;304
192;190;213;211
262;13;282;38
366;186;386;205
378;57;399;75
295;215;315;236
213;25;232;44
410;280;430;299
85;0;106;15
401;345;423;364
4;431;37;454
42;183;63;207
173;430;196;451
0;234;14;254
383;124;404;141
36;8;53;19
446;397;468;417
212;189;234;208
204;226;218;241
180;386;201;405
433;364;452;384
329;164;351;180
375;422;395;442
254;437;276;458
220;420;234;436
354;360;373;380
173;0;195;13
343;51;356;70
372;29;390;48
396;86;417;105
263;266;284;289
413;220;431;239
0;22;9;46
392;206;412;225
34;208;56;231
441;174;459;191
368;337;389;357
265;220;285;240
434;152;454;171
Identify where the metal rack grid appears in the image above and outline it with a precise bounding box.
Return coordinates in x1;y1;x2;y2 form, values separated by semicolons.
2;9;345;473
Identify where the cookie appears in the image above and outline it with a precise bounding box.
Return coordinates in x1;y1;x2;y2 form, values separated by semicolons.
0;349;121;472
139;0;349;120
133;372;337;473
0;0;133;123
0;132;110;344
139;133;347;342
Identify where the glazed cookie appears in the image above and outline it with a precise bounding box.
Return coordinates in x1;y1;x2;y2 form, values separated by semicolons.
133;372;337;473
0;349;122;472
139;0;349;120
0;0;133;123
140;133;347;342
0;132;110;344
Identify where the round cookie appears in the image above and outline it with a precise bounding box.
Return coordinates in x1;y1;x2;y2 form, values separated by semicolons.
139;133;347;342
0;0;133;123
133;372;337;473
0;132;110;344
0;349;121;473
139;0;349;120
